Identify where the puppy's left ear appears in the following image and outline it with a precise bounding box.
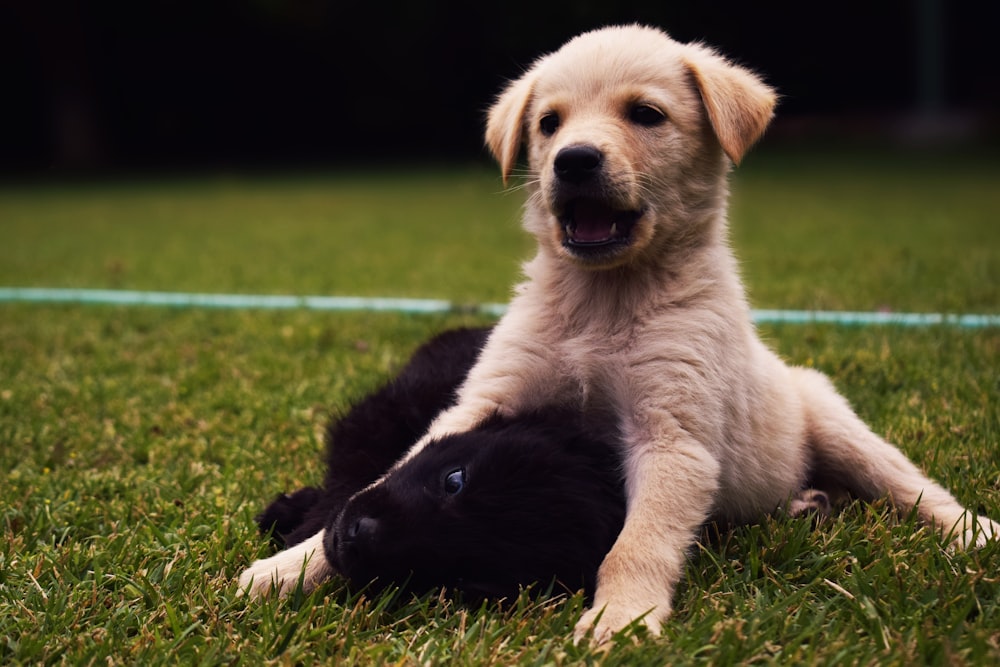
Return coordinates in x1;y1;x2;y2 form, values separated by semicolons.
683;46;776;165
485;60;546;184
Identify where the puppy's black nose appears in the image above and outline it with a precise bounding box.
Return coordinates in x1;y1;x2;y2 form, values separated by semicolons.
554;145;603;184
347;516;378;542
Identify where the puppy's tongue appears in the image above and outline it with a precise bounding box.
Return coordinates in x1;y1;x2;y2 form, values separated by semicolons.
567;200;619;242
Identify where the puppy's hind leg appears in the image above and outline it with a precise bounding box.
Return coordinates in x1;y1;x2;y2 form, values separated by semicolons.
790;367;999;549
785;488;833;519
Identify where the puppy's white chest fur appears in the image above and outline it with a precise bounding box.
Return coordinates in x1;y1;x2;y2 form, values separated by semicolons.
511;254;810;524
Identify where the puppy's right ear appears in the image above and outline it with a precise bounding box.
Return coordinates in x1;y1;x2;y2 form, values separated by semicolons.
485;62;544;184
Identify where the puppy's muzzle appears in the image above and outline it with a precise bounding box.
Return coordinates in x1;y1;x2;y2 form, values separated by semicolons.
553;145;642;261
326;507;379;575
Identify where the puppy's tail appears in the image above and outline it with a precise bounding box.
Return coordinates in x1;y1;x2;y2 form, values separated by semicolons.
790;366;998;549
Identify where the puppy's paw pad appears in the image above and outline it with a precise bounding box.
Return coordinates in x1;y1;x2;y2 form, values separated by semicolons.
573;603;661;646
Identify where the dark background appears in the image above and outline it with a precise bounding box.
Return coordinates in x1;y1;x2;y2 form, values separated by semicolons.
2;0;997;174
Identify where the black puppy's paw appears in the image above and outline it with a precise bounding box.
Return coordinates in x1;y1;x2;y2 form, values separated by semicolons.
256;487;324;546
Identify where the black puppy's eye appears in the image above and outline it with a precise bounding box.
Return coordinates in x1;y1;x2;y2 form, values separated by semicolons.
444;468;466;495
629;104;667;126
539;112;560;136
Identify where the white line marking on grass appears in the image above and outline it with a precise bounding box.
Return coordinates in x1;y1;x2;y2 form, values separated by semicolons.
1;287;997;327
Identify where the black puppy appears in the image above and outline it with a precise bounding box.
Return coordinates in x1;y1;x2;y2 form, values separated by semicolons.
253;327;626;600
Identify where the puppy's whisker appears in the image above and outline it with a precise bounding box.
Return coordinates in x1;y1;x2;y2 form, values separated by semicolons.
504;179;541;193
635;173;669;198
525;190;546;211
491;170;541;196
503;176;542;196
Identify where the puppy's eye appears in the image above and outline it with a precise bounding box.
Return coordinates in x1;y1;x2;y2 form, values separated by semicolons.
539;113;560;136
443;468;466;495
629;104;667;127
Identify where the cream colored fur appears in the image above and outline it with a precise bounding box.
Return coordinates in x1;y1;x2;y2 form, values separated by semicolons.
401;25;999;644
237;24;998;646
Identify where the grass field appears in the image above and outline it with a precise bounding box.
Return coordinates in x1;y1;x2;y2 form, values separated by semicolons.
1;147;998;664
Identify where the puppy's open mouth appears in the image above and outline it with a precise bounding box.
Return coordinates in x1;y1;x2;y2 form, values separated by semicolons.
559;199;642;252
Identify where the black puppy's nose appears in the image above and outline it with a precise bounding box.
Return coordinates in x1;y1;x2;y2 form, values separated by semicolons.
347;516;378;541
554;145;603;184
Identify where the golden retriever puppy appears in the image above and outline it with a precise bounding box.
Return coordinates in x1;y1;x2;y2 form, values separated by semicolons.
397;25;999;643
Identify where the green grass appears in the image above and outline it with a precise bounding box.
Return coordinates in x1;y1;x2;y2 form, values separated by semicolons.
1;148;999;664
0;167;532;303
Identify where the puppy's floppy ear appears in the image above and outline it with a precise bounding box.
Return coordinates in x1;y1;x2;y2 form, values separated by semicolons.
485;60;545;184
682;45;776;165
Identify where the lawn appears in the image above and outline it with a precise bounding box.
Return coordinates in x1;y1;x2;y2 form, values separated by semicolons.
1;147;998;665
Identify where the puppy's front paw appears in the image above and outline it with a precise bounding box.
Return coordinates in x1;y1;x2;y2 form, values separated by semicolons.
573;600;663;646
951;515;1000;551
237;531;332;600
237;553;305;599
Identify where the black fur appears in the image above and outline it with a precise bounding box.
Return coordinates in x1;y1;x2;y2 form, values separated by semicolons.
257;327;492;547
256;327;625;599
